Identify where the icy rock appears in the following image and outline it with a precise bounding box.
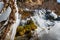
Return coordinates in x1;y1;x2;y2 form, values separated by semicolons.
0;7;11;22
0;2;4;12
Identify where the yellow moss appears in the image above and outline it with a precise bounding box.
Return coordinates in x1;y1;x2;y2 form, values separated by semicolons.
15;20;37;37
17;26;24;32
19;31;25;36
24;25;31;30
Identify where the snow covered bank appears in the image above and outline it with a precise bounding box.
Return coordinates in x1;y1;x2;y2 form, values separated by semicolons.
31;9;60;40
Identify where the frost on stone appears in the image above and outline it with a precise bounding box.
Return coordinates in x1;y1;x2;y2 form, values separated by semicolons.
0;2;4;12
0;7;11;22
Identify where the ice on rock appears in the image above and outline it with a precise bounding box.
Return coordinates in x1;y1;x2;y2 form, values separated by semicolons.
0;2;4;12
0;7;11;22
57;0;60;3
50;11;58;19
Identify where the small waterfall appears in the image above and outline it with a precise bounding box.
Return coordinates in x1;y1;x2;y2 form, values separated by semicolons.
10;0;21;40
5;0;21;40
